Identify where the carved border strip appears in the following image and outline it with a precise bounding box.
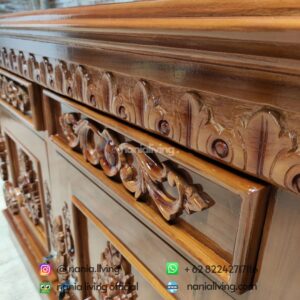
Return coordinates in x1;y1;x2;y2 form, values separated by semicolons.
59;113;213;222
0;47;299;194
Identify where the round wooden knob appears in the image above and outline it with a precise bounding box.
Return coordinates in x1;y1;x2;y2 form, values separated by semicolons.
212;139;229;158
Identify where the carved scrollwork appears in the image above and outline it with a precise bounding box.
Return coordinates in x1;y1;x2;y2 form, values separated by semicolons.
17;149;42;225
3;181;23;214
94;241;138;300
0;133;21;214
0;73;31;113
59;113;213;221
1;47;299;194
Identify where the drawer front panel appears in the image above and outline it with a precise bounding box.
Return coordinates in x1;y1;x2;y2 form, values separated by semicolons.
0;68;44;130
45;90;270;291
47;147;231;300
0;45;299;194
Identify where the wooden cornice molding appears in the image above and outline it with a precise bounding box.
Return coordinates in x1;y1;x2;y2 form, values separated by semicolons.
3;0;300;19
0;0;300;53
1;0;300;24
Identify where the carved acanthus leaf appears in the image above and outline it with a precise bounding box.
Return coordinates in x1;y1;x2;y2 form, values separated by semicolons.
1;47;299;194
94;241;138;300
59;113;213;221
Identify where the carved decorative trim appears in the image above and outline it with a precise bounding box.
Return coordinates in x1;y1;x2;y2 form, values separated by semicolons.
93;241;138;300
0;71;31;114
0;133;21;215
44;181;56;249
59;113;212;221
3;181;22;214
53;202;76;298
1;47;300;193
16;149;42;225
0;133;8;181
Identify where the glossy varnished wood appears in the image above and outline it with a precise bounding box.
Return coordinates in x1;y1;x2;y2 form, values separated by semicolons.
44;90;270;291
1;2;300;299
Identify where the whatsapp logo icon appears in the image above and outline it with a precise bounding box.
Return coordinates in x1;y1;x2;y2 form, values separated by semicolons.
166;262;179;275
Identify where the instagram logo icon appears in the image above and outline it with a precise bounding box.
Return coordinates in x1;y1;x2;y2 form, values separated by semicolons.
40;263;51;276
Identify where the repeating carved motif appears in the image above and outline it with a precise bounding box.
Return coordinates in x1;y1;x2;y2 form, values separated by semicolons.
53;202;76;300
17;149;42;225
59;113;213;221
0;72;31;113
0;47;300;194
93;241;138;300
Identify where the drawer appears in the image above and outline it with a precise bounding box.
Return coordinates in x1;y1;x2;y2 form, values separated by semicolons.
0;47;297;194
44;89;270;293
0;68;43;130
47;148;231;300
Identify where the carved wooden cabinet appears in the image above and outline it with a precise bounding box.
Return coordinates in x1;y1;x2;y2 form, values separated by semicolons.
1;1;300;300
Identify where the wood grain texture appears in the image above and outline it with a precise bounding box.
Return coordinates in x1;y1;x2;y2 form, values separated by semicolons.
2;0;300;34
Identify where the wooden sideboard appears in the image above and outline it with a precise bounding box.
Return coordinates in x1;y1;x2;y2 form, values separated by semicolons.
0;1;300;299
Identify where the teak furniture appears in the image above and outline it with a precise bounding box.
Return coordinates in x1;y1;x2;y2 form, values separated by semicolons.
1;1;300;299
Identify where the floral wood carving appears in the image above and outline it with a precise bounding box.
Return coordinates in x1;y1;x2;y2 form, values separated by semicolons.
17;149;42;225
94;241;138;300
0;133;22;215
1;47;300;193
53;202;76;299
3;181;23;214
0;72;31;113
59;113;212;221
0;133;8;181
